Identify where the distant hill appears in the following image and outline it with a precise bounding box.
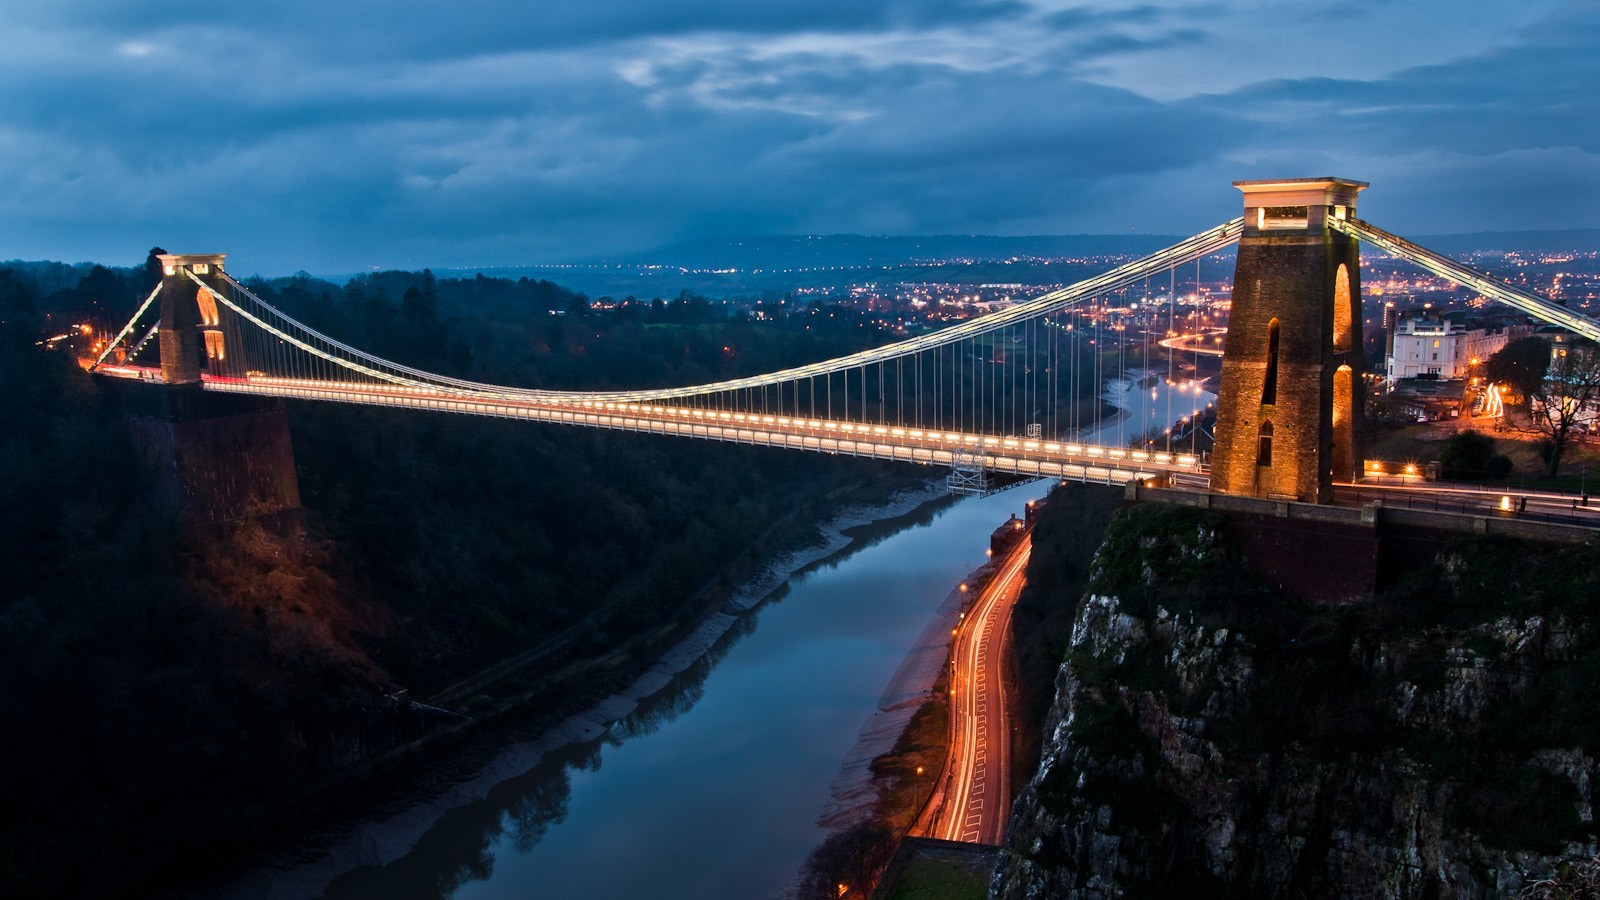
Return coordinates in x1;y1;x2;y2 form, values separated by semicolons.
588;228;1599;271
9;228;1595;295
592;233;1187;270
1406;229;1600;255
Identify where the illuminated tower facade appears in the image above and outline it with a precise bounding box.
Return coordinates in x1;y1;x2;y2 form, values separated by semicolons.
158;253;243;383
1210;178;1366;503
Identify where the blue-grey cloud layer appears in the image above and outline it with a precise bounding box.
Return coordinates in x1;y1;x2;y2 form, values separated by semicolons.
1;0;1595;274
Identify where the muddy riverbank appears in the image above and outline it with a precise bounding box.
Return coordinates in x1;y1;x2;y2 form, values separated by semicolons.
221;482;955;900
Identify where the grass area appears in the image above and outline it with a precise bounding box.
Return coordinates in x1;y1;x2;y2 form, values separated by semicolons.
1368;419;1600;490
883;858;989;900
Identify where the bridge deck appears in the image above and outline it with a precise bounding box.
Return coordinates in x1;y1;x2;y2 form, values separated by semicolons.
96;365;1204;485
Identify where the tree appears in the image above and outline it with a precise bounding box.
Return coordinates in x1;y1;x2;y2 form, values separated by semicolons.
1486;336;1551;403
1528;341;1600;477
0;268;40;342
796;822;897;899
143;246;168;293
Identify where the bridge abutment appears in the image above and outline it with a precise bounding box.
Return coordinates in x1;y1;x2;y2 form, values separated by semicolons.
1211;178;1367;502
106;379;301;525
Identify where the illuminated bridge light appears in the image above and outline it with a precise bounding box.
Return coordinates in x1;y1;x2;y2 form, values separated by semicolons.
120;218;1556;495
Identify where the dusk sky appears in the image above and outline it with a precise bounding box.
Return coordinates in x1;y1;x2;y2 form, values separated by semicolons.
4;0;1598;275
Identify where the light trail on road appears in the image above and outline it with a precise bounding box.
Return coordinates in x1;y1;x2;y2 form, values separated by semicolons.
1157;328;1226;356
933;534;1031;845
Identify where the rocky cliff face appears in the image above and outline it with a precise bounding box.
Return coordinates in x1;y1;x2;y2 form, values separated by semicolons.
993;502;1600;899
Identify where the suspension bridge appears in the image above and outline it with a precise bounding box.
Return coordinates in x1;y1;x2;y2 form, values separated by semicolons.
88;178;1600;501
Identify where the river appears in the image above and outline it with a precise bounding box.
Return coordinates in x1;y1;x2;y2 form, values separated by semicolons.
294;482;1048;900
1076;367;1215;449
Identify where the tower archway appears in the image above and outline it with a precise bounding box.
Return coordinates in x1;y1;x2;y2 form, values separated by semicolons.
1333;264;1353;353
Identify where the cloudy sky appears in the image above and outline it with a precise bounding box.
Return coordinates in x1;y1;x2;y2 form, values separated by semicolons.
3;0;1597;274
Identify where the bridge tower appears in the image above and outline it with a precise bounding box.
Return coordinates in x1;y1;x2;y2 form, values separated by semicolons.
157;253;245;383
112;252;300;523
1210;178;1366;503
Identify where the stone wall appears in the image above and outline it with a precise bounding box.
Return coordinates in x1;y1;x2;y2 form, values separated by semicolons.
1211;222;1364;502
1126;482;1596;606
107;379;301;524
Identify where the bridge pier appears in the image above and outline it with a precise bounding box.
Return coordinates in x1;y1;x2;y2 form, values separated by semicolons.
1211;178;1367;503
109;380;302;525
101;253;298;524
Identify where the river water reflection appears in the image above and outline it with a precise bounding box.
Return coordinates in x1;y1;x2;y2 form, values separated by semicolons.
321;482;1048;900
1076;367;1215;449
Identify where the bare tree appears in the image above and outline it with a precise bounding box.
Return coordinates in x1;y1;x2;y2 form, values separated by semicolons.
1529;340;1600;477
1519;855;1600;899
1486;335;1551;404
796;822;897;899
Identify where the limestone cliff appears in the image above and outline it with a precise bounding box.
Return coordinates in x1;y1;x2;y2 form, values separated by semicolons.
993;502;1600;899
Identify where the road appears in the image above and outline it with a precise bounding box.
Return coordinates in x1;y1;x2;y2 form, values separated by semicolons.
1157;328;1226;356
930;534;1030;846
91;363;1199;487
1163;468;1600;528
1334;480;1600;526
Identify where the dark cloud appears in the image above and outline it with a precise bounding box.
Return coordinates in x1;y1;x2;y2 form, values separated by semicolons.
1043;4;1211;31
0;0;1594;273
12;0;1032;58
1196;6;1600;229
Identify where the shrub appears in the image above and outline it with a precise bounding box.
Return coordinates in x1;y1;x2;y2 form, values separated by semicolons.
1439;429;1508;480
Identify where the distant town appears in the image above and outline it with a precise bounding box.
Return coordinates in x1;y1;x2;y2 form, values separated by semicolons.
25;237;1600;437
541;241;1600;425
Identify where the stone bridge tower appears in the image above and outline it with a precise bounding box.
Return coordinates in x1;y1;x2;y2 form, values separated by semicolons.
157;253;246;383
1210;178;1366;503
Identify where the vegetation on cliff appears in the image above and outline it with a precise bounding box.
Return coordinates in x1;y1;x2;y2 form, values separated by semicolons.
1007;483;1127;790
995;501;1600;899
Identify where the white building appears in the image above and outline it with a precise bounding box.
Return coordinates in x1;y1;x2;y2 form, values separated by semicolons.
1387;315;1466;383
1385;312;1527;387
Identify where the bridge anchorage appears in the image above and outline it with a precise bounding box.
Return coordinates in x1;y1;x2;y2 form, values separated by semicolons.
89;178;1600;508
